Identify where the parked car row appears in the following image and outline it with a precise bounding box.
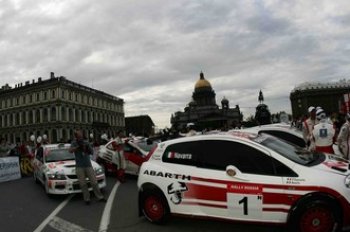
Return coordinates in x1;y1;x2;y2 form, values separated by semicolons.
30;125;350;232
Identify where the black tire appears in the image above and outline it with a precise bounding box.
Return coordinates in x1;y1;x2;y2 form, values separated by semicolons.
141;190;169;224
288;199;341;232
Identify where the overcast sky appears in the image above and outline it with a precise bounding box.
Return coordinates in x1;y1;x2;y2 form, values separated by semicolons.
1;0;350;128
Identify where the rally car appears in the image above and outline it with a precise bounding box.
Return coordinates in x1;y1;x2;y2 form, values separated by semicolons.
137;131;350;232
97;139;148;175
32;144;106;195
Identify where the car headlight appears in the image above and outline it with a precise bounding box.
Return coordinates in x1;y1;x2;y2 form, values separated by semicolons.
95;167;104;175
345;175;350;188
47;172;66;180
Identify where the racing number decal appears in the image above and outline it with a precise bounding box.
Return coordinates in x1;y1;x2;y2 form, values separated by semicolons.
239;196;248;215
227;184;263;218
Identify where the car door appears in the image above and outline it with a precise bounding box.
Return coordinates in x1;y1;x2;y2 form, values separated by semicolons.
185;139;290;223
123;142;145;174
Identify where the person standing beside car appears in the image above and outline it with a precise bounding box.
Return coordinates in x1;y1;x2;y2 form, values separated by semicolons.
337;113;350;160
112;130;127;183
312;109;335;154
69;129;106;204
303;106;316;150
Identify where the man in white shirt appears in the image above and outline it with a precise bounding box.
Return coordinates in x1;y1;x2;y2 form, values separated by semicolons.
312;109;335;154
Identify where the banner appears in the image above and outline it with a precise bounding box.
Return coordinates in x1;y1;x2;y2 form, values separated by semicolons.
0;157;21;183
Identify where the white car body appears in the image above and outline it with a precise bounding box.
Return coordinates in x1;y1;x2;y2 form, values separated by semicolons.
137;132;350;232
33;144;106;195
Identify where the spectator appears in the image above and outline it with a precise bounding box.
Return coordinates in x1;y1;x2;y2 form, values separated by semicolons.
312;109;335;154
337;113;350;160
302;106;316;150
0;138;11;157
69;129;106;205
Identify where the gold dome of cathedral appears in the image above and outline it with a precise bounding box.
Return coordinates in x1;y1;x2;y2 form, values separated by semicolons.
194;72;212;89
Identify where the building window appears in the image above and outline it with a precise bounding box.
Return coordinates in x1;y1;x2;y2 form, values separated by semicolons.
43;92;47;100
51;107;57;121
61;106;66;121
22;96;26;104
43;108;48;122
69;91;73;101
22;112;26;124
75;93;78;102
61;90;65;99
52;90;56;99
36;109;41;123
29;94;33;103
36;93;40;102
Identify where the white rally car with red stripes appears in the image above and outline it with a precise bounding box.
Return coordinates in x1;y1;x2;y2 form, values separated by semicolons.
33;144;106;195
137;131;350;232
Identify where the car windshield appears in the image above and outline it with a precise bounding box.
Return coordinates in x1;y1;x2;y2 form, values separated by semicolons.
45;148;75;163
251;134;324;166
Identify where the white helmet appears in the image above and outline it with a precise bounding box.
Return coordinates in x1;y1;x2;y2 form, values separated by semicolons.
42;134;47;140
89;133;94;139
316;109;326;120
101;133;108;141
37;136;42;143
30;135;35;142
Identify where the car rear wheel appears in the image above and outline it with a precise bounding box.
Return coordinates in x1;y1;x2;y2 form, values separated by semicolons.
142;191;169;224
289;200;341;232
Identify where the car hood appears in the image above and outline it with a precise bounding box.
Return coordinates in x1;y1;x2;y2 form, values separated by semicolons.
45;160;101;173
314;155;350;176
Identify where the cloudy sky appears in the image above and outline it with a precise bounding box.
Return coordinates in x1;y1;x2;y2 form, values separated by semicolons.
1;0;350;128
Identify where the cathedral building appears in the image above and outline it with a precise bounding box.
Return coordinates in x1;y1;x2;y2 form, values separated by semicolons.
171;72;241;131
0;72;124;143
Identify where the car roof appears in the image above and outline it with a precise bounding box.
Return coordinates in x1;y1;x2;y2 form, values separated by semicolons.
238;124;302;137
157;131;258;147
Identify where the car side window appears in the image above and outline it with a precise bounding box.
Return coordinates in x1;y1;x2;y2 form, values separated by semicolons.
196;140;276;176
260;130;306;148
162;142;198;166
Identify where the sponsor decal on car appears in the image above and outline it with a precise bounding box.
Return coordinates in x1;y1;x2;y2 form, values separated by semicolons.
167;182;188;204
166;151;192;159
143;170;191;180
286;177;306;184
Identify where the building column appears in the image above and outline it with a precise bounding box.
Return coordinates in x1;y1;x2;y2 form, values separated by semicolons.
19;111;22;125
47;106;51;122
40;108;43;123
56;105;60;122
57;105;61;122
73;108;76;122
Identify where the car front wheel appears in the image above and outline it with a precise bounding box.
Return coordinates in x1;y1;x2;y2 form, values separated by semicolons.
141;191;169;224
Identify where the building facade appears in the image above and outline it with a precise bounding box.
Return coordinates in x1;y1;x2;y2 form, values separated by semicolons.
171;72;242;131
290;80;350;118
125;115;155;137
0;72;124;143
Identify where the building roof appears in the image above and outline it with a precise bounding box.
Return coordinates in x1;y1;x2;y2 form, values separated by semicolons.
291;79;350;92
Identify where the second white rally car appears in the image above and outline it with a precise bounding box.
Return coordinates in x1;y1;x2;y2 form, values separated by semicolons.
137;131;350;232
32;144;106;195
